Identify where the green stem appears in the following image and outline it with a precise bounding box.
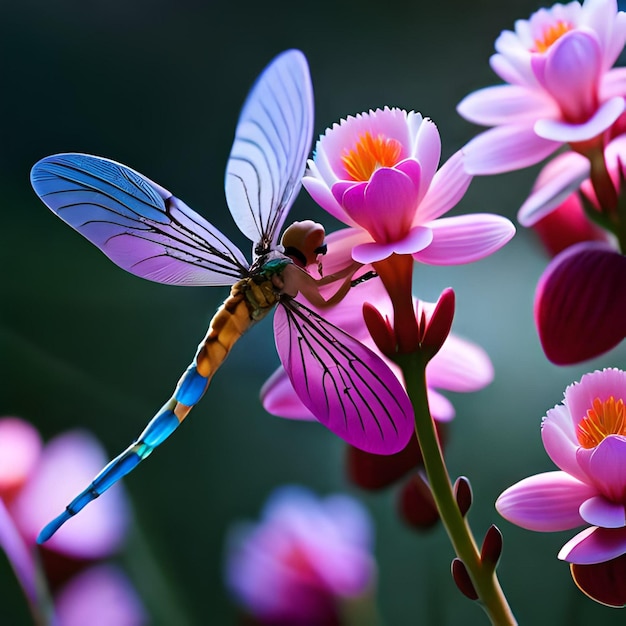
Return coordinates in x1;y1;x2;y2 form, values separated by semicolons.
397;351;517;626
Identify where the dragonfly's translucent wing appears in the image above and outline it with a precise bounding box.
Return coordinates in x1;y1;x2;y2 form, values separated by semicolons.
274;301;415;455
31;153;250;286
225;49;314;254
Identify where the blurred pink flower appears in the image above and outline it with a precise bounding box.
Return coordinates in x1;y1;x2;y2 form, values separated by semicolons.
262;276;493;424
224;486;375;626
55;564;147;626
458;0;626;174
497;369;626;566
0;417;141;623
304;107;514;265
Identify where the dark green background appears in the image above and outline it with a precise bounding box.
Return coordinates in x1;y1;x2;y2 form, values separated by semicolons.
2;0;626;624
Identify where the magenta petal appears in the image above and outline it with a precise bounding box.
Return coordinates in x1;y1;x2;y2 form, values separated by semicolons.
577;437;626;503
351;226;432;264
341;168;419;241
559;526;626;564
261;367;316;421
534;242;626;364
496;471;596;531
427;389;455;422
534;32;603;122
412;214;515;265
274;307;414;454
462;124;560;175
535;97;625;142
55;565;147;626
580;496;626;529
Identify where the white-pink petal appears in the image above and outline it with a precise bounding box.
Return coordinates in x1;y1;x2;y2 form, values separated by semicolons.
564;369;626;434
462;124;560;175
534;96;625;142
412;214;515;265
496;471;596;531
303;165;355;226
415;150;472;223
541;403;589;482
457;84;557;126
518;152;589;226
427;334;493;392
600;67;626;99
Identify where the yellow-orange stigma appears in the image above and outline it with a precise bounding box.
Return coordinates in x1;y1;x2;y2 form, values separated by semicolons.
341;132;402;181
577;396;626;449
533;20;573;53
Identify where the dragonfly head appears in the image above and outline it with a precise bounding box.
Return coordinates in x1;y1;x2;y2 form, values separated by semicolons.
281;221;327;270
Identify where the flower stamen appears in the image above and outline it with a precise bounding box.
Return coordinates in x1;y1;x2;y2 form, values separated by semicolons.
533;20;573;53
342;132;402;181
577;396;626;448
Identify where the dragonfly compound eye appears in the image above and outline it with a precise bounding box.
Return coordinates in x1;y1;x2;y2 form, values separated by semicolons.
281;220;327;267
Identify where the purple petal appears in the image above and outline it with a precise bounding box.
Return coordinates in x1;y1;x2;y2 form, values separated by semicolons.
0;499;38;604
496;471;596;531
462;124;560;175
457;84;558;125
517;152;589;226
534;242;626;364
55;565;147;626
559;526;626;564
535;96;625;142
416;150;472;223
580;495;626;528
412;214;515;265
11;431;129;559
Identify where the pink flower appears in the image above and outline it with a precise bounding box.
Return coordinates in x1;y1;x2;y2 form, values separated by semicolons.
304;107;514;265
224;486;375;626
458;0;626;174
523;137;626;364
262;277;493;424
496;369;626;567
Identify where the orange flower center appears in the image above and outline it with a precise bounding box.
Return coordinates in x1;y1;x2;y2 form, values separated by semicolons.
341;132;402;181
533;20;573;53
577;396;626;449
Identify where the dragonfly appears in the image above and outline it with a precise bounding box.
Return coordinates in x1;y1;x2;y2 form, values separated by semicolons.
30;49;414;543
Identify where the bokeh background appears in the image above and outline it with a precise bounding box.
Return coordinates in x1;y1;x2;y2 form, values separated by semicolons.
2;0;626;624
